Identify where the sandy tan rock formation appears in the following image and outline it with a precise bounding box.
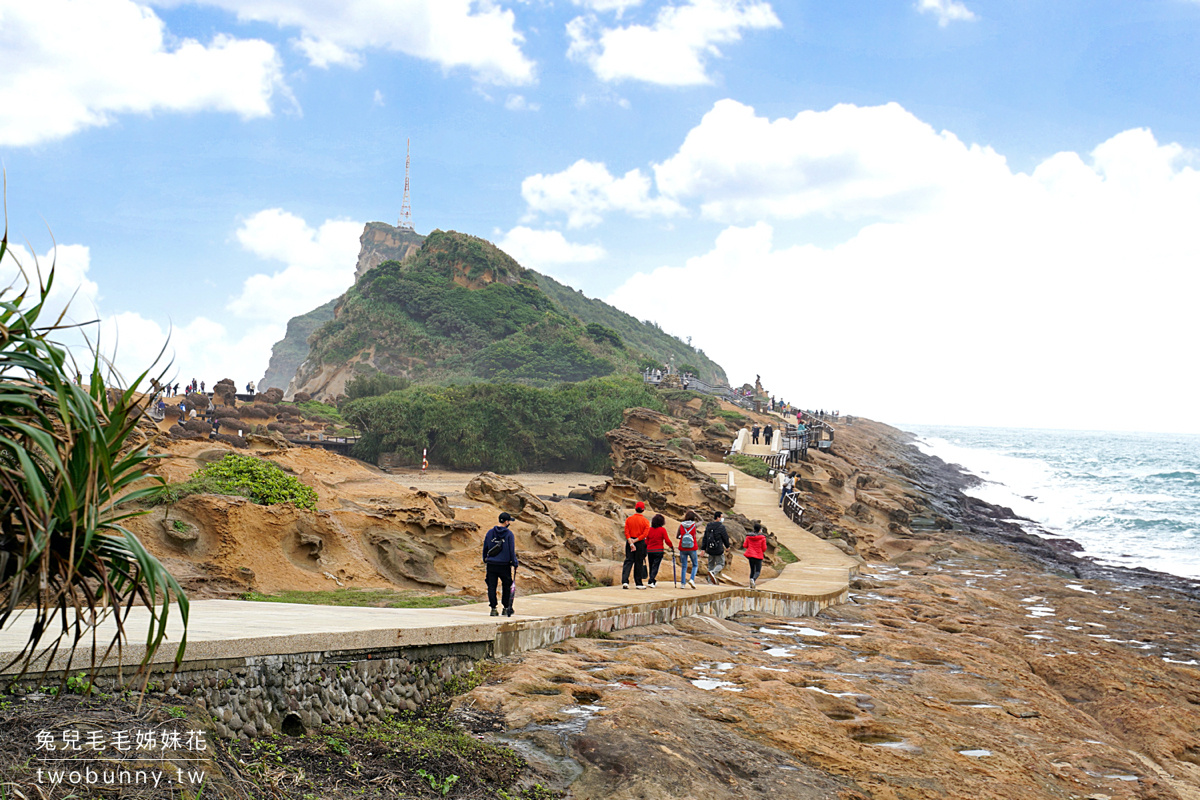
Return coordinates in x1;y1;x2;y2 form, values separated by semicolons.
603;421;733;516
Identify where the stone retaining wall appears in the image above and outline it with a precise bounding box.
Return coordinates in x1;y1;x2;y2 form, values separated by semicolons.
188;651;478;740
9;648;481;742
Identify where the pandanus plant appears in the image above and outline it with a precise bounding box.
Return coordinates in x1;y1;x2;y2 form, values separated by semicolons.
0;214;188;684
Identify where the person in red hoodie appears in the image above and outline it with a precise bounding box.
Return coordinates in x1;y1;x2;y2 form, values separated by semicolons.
742;521;768;590
644;514;674;588
676;510;701;589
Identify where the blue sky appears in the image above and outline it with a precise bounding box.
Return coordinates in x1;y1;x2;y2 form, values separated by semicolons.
2;0;1199;433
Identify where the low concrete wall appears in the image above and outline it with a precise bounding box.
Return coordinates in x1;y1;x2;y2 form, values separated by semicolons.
2;582;850;740
493;587;847;655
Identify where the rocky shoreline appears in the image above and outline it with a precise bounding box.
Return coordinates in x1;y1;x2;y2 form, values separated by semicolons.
903;431;1200;601
458;418;1200;800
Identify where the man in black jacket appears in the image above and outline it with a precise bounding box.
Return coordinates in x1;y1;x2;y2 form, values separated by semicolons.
702;511;731;585
482;512;519;617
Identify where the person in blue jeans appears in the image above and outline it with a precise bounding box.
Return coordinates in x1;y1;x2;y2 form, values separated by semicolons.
675;510;701;588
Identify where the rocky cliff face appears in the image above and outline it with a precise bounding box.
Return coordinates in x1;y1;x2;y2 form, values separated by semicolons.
258;298;337;392
256;222;425;395
354;221;425;281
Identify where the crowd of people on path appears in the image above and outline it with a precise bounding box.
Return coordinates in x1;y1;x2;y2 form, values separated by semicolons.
618;502;769;590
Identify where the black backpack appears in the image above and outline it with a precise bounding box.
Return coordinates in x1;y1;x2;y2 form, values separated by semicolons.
704;523;726;555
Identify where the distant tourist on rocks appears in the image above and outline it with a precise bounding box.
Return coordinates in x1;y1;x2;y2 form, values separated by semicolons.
751;424;761;445
764;424;773;446
742;522;768;590
246;380;255;394
702;511;730;584
200;381;205;393
644;514;674;589
676;510;701;589
622;502;650;590
482;512;519;617
173;382;180;396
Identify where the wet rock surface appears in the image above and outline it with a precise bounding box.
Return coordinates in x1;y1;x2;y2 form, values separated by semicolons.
465;545;1200;799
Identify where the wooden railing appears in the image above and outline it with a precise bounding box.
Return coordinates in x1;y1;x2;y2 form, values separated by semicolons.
782;491;805;526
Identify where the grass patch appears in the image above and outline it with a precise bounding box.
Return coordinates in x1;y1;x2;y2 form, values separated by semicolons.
660;423;677;435
561;559;602;590
725;453;772;481
716;409;746;424
775;544;798;564
240;588;473;608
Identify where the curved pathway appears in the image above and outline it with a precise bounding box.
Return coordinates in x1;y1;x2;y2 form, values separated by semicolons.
1;459;857;674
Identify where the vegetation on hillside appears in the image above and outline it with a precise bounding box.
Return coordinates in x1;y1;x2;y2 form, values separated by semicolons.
290;229;728;394
0;231;187;676
531;270;727;384
305;231;631;387
344;368;411;401
344;375;666;473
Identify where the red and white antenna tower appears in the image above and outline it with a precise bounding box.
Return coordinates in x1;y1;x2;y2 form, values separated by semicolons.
398;138;414;230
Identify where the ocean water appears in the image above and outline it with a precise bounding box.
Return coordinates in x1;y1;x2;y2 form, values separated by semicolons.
904;425;1200;581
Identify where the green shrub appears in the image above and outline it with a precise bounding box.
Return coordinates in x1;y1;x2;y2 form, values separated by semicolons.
585;322;624;348
716;409;746;424
344;370;411;401
725;454;772;481
297;400;344;424
153;454;318;510
660;424;676;435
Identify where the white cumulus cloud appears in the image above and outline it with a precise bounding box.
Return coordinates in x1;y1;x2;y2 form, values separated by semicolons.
567;0;780;86
521;159;685;228
917;0;977;27
226;209;364;325
0;0;284;147
572;0;646;16
521;100;1014;227
653;99;1011;222
496;226;605;280
604;110;1200;433
161;0;537;85
504;94;540;111
2;207;365;390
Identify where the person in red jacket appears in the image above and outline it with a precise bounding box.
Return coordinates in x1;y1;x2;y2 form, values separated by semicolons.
676;510;701;589
742;521;768;590
622;501;650;589
644;514;675;588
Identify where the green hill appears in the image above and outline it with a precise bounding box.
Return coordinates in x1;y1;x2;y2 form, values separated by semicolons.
287;228;726;399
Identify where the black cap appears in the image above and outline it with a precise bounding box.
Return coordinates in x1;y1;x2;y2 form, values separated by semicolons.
498;512;514;523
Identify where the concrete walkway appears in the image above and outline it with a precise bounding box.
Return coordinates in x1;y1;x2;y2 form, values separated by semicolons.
696;460;860;591
1;462;857;675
